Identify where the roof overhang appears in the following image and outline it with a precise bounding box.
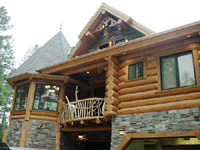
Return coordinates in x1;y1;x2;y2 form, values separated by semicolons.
7;73;69;88
69;3;155;58
38;20;200;75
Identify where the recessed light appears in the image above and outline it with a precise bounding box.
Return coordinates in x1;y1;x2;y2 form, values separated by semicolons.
86;71;90;74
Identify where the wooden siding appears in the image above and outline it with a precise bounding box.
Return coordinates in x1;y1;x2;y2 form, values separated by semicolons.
117;38;200;115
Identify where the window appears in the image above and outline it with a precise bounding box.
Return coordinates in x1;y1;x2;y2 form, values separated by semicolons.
115;38;126;45
128;62;143;80
99;43;109;49
33;84;60;111
160;51;196;90
13;84;30;110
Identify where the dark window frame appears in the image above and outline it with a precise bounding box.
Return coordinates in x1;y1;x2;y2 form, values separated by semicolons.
160;50;196;90
13;84;30;111
128;62;144;80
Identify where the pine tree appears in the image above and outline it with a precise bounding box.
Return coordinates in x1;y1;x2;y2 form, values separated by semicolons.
0;5;15;141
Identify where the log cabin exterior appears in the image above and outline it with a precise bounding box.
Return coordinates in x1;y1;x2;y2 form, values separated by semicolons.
3;3;200;150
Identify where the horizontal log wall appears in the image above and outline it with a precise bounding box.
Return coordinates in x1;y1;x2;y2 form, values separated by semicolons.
117;40;200;115
104;56;120;116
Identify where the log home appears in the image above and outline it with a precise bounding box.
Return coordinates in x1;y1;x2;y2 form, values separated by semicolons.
3;3;200;150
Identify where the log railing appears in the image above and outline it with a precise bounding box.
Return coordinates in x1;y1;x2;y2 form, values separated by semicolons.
61;98;105;123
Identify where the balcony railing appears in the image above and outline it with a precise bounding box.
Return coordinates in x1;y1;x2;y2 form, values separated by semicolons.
61;98;105;124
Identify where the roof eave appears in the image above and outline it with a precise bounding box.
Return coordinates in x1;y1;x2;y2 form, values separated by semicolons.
39;20;200;75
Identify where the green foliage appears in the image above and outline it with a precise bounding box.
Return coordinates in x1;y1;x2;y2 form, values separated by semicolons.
20;44;40;65
0;5;14;141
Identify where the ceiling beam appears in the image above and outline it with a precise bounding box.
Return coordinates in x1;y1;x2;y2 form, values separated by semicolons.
85;31;99;42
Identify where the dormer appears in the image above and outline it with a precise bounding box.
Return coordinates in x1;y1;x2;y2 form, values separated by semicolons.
69;3;155;58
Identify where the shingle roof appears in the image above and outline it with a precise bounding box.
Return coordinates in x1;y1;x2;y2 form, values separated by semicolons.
8;31;71;78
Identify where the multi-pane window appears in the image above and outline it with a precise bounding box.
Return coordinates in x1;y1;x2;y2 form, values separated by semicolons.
128;62;143;80
160;51;196;90
33;84;60;111
13;84;30;110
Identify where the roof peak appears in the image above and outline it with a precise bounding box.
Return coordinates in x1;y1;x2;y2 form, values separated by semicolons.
8;31;71;79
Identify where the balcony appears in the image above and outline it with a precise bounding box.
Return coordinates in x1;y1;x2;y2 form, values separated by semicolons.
61;98;105;125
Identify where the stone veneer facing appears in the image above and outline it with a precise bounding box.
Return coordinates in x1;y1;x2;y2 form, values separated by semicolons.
6;120;57;150
111;108;200;150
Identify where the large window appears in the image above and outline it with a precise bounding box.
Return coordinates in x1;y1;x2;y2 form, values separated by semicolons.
160;51;196;90
128;62;143;80
33;84;60;111
13;84;30;110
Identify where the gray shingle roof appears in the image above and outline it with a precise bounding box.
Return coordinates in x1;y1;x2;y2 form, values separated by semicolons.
8;31;71;78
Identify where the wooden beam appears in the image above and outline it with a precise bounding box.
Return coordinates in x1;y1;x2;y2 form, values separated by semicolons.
2;129;8;143
85;31;99;42
118;99;200;115
9;86;17;121
118;19;130;31
39;21;200;75
20;129;27;147
61;126;111;132
62;61;107;76
117;130;200;150
55;132;61;150
118;91;200;109
57;84;65;123
25;82;36;121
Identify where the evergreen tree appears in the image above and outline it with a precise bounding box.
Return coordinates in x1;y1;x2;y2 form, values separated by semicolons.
0;5;15;141
19;44;40;65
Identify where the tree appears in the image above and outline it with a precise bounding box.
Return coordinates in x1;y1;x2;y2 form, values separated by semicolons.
19;44;40;65
0;6;15;141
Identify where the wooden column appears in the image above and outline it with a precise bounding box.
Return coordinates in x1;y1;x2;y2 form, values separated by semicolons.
2;129;8;143
57;84;66;123
104;56;120;116
9;86;17;121
20;129;27;147
25;82;36;120
55;132;61;150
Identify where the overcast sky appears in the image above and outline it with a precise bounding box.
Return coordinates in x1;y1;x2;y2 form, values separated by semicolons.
1;0;200;68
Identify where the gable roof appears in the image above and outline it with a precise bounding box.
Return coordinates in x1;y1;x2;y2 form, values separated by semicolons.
8;31;71;78
69;3;155;58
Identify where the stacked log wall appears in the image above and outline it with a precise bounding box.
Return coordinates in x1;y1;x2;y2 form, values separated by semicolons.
104;56;120;116
117;40;200;115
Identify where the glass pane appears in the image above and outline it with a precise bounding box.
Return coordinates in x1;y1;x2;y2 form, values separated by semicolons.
13;84;30;110
178;53;196;87
128;64;136;80
99;43;109;49
136;62;143;78
33;84;60;111
161;56;177;90
115;38;125;45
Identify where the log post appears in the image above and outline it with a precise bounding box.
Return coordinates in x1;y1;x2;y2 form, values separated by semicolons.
2;129;8;143
20;129;27;147
104;56;120;116
55;132;61;150
57;84;66;123
25;82;36;121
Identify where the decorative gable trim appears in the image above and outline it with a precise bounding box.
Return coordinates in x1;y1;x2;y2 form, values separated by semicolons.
93;17;118;34
69;3;155;58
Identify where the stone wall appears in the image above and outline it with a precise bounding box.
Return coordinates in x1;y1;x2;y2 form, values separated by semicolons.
6;120;23;147
6;120;57;150
111;108;200;150
25;120;56;150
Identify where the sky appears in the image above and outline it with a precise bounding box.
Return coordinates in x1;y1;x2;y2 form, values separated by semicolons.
1;0;200;68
